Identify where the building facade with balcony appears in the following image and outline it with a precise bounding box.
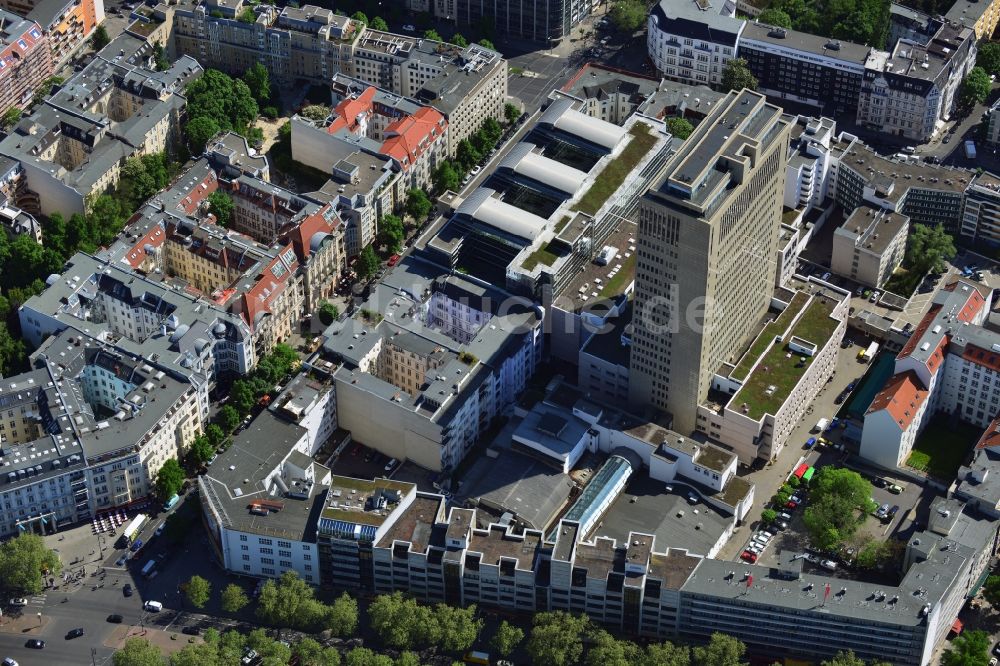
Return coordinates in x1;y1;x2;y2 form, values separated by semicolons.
647;0;743;88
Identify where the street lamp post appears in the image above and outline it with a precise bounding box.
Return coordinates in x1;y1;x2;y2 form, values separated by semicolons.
36;612;41;627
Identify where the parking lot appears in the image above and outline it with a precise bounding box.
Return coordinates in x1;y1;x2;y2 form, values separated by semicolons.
737;448;929;581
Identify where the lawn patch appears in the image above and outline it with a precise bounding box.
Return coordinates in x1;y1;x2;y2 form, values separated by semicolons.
572;122;657;216
906;416;981;479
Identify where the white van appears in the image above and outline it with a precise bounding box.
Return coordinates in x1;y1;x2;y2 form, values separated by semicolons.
144;600;163;612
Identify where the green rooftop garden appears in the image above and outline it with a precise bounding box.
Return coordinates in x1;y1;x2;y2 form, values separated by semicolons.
782;207;801;225
598;252;637;298
554;215;572;234
736;297;838;419
521;241;560;271
731;292;808;381
572;122;657;216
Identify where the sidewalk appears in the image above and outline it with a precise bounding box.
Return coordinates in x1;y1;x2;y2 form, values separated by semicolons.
0;614;48;635
105;624;202;655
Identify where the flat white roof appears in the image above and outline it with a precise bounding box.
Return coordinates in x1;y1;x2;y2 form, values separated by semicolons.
507;143;588;194
459;188;549;240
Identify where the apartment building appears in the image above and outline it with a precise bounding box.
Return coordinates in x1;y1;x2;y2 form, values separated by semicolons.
172;1;359;85
106;154;341;354
0;33;200;216
221;173;319;245
635;78;726;124
828;132;972;234
696;284;848;464
955;417;1000;519
200;400;336;584
739;23;869;117
647;0;744;88
322;263;543;473
171;9;507;156
629;89;791;435
784;115;837;213
302;145;399;257
315;475;995;666
860;279;995;469
352;34;506;156
409;0;587;43
946;0;1000;39
858;22;975;141
0;10;51;114
679;496;997;665
831;206;909;289
19;251;256;383
0;328;202;537
961;171;1000;248
556;64;659;125
888;3;937;45
278;203;346;313
293;80;447;193
0;0;103;67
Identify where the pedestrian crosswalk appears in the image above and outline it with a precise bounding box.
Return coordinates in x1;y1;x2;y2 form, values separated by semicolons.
28;594;46;607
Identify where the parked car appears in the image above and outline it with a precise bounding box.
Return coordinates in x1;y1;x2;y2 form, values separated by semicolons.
3;657;19;666
805;437;816;449
402;24;415;31
887;483;903;494
870;291;881;303
873;477;887;488
66;628;85;639
107;614;124;624
778;511;792;522
144;600;163;612
875;503;890;519
8;598;26;607
820;559;838;571
123;584;133;597
384;458;399;473
741;550;757;563
182;626;201;636
687;492;699;504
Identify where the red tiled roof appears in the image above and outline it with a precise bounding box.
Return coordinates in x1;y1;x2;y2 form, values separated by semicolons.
380;106;446;170
962;344;1000;374
176;170;219;215
327;87;377;135
123;222;166;269
898;305;941;360
238;244;299;330
975;416;1000;449
280;204;340;262
942;280;987;324
0;21;47;83
867;370;928;431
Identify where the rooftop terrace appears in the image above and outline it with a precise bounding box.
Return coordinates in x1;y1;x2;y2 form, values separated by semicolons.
320;475;414;527
736;296;840;419
731;292;809;381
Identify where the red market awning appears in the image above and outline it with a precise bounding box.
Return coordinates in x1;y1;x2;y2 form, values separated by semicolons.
951;619;963;634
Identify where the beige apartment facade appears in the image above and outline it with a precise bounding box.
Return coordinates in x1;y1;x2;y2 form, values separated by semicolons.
830;206;909;289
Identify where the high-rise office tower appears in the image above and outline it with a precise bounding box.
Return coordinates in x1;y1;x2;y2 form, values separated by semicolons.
629;89;791;434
